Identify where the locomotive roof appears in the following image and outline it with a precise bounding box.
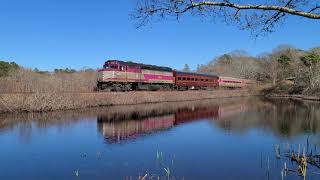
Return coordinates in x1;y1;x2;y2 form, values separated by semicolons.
106;60;172;72
175;71;218;78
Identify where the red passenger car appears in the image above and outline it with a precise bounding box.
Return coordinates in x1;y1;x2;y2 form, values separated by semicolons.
173;71;219;90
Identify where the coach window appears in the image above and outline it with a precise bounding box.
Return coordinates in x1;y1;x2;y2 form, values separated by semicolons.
195;78;198;81
191;78;194;81
183;77;186;81
178;77;182;80
120;66;125;71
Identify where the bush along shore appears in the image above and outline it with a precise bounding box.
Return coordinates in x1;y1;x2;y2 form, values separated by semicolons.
0;90;254;113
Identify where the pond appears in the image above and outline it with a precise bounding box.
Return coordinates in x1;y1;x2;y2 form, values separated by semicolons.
1;97;320;180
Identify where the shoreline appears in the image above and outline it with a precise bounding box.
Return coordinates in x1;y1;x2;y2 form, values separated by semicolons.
0;90;255;114
265;94;320;101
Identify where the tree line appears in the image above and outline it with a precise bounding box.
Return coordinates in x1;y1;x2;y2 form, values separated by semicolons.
1;45;320;95
181;45;320;94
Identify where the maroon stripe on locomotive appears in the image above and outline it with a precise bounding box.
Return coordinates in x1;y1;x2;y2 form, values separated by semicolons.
173;71;219;88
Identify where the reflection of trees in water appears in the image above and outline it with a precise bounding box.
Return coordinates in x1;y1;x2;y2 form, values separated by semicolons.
17;121;33;144
2;97;320;143
0;111;96;143
213;98;320;137
0;97;252;142
0;111;93;134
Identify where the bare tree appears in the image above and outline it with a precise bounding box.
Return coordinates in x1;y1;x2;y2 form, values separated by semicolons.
132;0;320;35
197;52;264;80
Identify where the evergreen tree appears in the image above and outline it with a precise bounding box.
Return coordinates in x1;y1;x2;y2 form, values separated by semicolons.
0;61;19;77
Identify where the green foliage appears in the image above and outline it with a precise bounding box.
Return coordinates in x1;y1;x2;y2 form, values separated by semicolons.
300;53;320;67
54;68;76;74
34;68;49;74
0;61;19;77
277;55;291;65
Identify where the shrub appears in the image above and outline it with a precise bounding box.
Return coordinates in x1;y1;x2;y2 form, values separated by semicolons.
0;61;19;77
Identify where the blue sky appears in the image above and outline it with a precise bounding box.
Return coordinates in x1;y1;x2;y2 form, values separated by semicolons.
0;0;319;71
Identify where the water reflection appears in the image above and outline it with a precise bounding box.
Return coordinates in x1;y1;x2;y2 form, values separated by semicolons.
96;98;320;143
2;97;320;179
1;98;320;143
214;99;320;138
97;98;260;143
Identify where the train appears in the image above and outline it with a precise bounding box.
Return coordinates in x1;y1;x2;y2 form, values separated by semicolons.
97;60;252;91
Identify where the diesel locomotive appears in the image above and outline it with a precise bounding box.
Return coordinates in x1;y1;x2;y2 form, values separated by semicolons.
97;60;252;91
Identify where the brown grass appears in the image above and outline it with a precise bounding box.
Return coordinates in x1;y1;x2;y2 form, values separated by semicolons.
0;69;97;93
0;90;255;113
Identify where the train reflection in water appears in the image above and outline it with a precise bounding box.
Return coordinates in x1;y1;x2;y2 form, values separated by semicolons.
98;115;175;142
3;97;320;144
97;101;252;143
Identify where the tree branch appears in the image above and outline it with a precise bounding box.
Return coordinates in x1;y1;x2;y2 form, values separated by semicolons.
173;1;320;19
133;0;320;35
309;6;320;13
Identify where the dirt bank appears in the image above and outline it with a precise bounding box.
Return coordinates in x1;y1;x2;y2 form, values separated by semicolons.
266;94;320;101
0;90;254;113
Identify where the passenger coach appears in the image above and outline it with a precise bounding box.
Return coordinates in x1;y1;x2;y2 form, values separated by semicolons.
174;71;219;90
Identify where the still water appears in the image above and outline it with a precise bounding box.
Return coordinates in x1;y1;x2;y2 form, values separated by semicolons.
1;97;320;180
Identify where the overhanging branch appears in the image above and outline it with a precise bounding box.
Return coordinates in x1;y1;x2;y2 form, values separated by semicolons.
174;1;320;19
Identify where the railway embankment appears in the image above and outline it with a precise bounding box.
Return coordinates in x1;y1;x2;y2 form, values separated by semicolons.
0;90;255;113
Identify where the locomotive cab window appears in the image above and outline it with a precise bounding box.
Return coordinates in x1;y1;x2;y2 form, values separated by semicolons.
105;64;118;69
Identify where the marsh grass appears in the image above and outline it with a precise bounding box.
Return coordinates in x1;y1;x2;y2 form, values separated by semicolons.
0;68;97;93
0;90;253;113
74;169;79;177
135;150;179;180
275;141;320;179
